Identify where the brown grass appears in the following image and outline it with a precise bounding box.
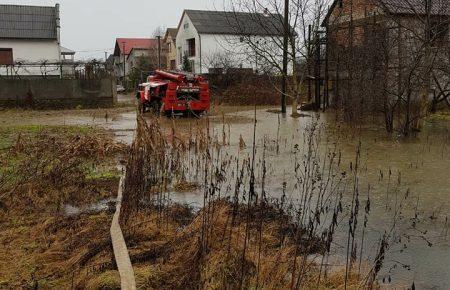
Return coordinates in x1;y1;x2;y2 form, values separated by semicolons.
119;200;362;290
0;126;125;288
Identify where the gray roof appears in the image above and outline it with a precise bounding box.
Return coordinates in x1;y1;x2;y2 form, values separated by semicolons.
184;10;285;36
323;0;450;26
381;0;450;15
60;46;75;55
164;28;178;40
0;4;58;40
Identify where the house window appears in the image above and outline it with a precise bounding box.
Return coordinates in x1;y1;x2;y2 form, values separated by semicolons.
184;22;189;30
0;48;13;65
187;38;196;57
170;60;176;70
168;42;172;53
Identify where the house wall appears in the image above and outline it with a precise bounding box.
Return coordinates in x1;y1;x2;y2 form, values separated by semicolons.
200;34;284;73
176;13;200;72
115;55;128;80
0;39;60;62
325;0;450;113
328;0;379;25
0;39;61;75
126;49;149;74
165;35;177;69
176;13;285;74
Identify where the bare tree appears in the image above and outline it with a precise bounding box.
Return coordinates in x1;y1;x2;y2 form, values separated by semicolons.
325;0;449;135
220;0;330;115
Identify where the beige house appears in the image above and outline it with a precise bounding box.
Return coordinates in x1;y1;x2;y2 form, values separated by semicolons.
164;28;178;70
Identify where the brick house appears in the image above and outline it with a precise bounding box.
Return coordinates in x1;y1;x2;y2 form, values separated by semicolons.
322;0;449;120
164;28;178;70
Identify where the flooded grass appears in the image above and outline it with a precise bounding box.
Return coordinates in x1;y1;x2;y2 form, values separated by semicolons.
115;112;409;289
0;105;448;288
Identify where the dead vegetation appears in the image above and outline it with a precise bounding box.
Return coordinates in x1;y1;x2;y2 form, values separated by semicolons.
120;200;363;290
114;113;386;289
209;74;282;106
0;125;126;288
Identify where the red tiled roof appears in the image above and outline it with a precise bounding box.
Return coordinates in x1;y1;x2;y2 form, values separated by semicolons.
114;38;158;56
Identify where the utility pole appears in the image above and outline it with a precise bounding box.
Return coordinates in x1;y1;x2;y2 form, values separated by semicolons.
122;42;126;85
314;31;321;111
307;25;312;102
281;0;289;114
157;35;162;69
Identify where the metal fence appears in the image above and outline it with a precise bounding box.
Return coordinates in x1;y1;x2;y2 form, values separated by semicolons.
0;60;114;80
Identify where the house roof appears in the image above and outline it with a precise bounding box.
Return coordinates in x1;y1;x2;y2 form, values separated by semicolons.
0;4;58;40
164;28;178;41
114;38;158;56
181;10;285;36
380;0;450;15
60;46;75;55
322;0;450;26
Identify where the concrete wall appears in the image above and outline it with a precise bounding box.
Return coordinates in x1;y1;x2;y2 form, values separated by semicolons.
0;77;117;108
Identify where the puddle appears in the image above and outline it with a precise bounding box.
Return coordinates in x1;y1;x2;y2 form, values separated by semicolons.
63;198;116;216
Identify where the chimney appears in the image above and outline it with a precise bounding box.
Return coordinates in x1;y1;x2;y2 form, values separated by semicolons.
55;4;61;44
263;8;270;17
55;4;61;62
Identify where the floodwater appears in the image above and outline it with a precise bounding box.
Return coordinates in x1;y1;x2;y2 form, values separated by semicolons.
3;102;449;288
158;107;450;289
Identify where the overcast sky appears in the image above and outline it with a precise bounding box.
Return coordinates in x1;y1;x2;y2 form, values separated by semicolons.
0;0;222;60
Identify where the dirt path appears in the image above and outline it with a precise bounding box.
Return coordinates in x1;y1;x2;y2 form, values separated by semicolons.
110;170;136;290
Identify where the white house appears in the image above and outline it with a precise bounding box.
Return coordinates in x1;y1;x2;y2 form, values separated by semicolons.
175;10;285;74
0;4;63;75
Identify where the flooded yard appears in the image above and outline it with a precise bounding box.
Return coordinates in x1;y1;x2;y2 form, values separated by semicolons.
1;104;449;288
154;107;450;289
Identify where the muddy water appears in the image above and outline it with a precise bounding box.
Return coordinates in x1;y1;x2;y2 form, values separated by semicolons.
161;107;449;289
4;105;448;288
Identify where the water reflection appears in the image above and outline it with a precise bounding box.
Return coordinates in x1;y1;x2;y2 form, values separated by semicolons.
162;107;449;289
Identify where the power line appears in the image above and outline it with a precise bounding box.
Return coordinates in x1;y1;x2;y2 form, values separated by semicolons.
73;48;114;53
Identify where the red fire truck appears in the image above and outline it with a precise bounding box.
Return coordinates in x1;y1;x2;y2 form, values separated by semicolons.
136;70;210;116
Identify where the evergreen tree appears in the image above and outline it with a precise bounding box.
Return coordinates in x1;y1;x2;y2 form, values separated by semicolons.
182;54;192;72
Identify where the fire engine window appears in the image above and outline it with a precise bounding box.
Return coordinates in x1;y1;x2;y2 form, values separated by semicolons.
187;38;196;57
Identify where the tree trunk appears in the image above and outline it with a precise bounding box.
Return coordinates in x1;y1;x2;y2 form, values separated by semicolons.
292;98;299;116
